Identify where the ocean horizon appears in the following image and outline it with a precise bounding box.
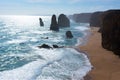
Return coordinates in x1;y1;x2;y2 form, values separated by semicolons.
0;15;92;80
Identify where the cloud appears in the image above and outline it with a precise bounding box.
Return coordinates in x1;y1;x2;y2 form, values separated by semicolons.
26;0;83;4
26;0;58;3
69;0;81;3
26;0;116;4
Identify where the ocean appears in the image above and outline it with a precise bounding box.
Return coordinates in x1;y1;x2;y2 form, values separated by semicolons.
0;15;92;80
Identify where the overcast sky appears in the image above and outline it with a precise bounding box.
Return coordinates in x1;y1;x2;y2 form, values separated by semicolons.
0;0;120;15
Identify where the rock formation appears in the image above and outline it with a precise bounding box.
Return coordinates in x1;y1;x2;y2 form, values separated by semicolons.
39;18;44;26
101;10;120;56
50;15;59;31
53;45;59;48
58;14;70;27
38;44;52;49
52;45;64;48
38;44;64;49
66;31;73;39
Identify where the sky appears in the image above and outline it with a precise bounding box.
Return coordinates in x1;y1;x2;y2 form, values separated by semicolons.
0;0;120;15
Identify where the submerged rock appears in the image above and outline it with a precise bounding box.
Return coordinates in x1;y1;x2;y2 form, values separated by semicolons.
58;14;70;27
39;18;44;26
50;15;59;31
38;44;64;49
101;10;120;56
53;45;59;48
52;45;64;48
38;44;52;49
41;37;49;39
66;31;73;39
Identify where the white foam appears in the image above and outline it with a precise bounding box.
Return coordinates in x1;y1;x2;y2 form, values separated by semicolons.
71;50;92;80
74;26;90;31
75;26;91;46
30;30;51;34
0;60;46;80
6;39;27;44
0;48;92;80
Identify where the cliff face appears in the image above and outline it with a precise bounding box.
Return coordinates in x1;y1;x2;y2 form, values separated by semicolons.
70;10;120;56
70;13;92;23
101;10;120;56
70;12;103;28
90;12;103;27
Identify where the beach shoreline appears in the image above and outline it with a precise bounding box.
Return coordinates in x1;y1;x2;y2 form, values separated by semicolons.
77;27;120;80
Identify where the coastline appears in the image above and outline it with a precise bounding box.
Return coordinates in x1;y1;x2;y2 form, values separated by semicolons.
78;27;120;80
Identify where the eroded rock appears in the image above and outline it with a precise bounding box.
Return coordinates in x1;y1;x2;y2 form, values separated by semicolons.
66;31;73;39
50;15;59;31
58;14;70;27
39;18;44;26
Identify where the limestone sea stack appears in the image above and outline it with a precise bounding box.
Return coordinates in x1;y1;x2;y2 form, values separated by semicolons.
66;31;73;39
39;18;44;26
58;14;70;27
101;10;120;56
50;15;59;31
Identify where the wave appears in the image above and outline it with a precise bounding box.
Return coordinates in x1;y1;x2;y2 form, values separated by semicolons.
0;48;92;80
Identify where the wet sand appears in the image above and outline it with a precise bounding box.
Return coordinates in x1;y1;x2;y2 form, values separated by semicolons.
79;27;120;80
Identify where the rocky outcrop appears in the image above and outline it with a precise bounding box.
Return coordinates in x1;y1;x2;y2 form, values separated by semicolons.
90;12;103;27
50;15;59;31
38;44;64;49
101;10;120;56
58;14;70;27
53;45;59;48
39;18;44;26
66;31;73;39
52;45;64;48
38;44;52;49
70;13;92;23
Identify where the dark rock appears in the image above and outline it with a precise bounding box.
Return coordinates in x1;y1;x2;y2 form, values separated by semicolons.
39;18;44;26
66;31;73;39
50;15;59;31
69;13;92;23
38;44;52;49
90;12;103;27
58;14;70;27
44;37;48;39
52;45;64;48
101;10;120;56
53;45;59;48
41;37;49;39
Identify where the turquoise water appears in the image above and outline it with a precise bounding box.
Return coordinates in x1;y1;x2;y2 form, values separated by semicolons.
0;15;91;80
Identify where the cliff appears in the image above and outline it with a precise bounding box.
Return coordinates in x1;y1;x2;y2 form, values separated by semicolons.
70;13;92;23
101;10;120;56
90;12;103;27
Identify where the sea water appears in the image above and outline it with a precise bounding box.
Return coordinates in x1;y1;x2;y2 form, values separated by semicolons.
0;15;91;80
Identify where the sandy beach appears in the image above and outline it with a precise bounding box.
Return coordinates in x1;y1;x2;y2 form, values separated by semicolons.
79;27;120;80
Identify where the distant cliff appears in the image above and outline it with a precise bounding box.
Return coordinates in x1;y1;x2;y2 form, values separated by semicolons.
69;13;92;23
69;12;103;27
